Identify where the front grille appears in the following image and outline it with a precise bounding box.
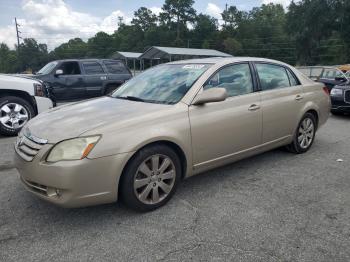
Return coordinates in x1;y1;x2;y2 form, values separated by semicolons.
345;90;350;103
15;135;45;161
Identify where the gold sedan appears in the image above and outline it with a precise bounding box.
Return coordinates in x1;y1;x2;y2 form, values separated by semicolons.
14;57;330;211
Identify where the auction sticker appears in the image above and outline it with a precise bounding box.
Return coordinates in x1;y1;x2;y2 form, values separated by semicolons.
183;64;205;70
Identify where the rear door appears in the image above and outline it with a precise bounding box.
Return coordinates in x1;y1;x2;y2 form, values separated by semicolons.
82;61;107;98
255;62;304;143
103;60;132;89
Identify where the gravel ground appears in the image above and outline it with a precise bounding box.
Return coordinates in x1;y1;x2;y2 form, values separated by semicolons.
0;115;350;262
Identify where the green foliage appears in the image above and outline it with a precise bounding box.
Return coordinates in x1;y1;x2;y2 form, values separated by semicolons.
1;0;350;73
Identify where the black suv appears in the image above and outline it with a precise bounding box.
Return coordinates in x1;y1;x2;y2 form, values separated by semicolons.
32;59;132;102
330;75;350;115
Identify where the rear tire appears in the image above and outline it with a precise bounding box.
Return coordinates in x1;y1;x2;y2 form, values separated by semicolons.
286;113;316;154
120;144;181;212
0;96;35;136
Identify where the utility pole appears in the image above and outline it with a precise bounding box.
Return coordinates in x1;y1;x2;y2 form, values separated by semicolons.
224;3;228;26
15;17;21;53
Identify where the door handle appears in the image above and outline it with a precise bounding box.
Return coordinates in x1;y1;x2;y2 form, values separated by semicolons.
295;94;303;101
248;104;261;111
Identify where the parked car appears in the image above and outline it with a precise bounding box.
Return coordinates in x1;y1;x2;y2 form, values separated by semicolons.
297;66;350;91
317;67;349;91
0;74;53;136
297;66;324;81
14;57;330;211
32;59;132;101
330;83;350;115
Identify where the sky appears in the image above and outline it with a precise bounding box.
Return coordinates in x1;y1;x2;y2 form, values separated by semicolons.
0;0;293;50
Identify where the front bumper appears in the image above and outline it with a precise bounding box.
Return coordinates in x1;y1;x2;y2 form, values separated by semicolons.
331;96;350;112
34;96;54;114
14;145;133;208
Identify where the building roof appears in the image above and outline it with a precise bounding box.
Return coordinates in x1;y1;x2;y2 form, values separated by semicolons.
111;51;142;60
139;46;232;60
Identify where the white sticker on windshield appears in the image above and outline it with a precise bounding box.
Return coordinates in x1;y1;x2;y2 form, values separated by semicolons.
183;64;205;70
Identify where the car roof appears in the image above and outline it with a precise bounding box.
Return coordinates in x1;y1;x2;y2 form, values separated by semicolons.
54;59;120;63
168;57;292;67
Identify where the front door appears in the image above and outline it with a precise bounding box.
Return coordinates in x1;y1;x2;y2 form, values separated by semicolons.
51;61;85;101
189;63;262;171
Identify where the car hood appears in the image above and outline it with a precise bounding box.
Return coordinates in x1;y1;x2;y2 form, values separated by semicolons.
25;97;175;143
334;80;350;89
0;74;40;85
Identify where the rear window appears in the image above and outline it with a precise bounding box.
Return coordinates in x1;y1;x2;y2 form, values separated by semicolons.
83;62;105;75
104;61;129;74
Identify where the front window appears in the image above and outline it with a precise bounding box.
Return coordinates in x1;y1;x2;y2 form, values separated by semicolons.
37;61;58;75
58;62;81;75
203;63;253;97
112;64;212;104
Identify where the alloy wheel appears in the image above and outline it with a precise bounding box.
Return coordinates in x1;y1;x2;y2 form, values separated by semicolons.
133;154;176;205
297;117;315;149
0;103;29;130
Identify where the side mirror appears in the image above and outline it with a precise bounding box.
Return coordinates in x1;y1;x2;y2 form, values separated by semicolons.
335;76;347;82
193;88;228;105
54;69;63;77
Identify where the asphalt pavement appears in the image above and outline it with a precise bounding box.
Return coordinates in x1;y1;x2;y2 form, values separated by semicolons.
0;115;350;262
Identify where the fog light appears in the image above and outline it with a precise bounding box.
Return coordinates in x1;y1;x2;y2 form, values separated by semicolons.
47;187;61;197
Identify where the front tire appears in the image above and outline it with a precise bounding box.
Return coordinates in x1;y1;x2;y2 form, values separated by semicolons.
286;113;316;154
120;144;181;212
0;96;35;136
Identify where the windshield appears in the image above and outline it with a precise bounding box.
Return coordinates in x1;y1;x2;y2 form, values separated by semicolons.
37;61;58;75
112;63;212;104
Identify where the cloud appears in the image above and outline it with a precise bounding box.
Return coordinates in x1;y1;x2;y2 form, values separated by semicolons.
205;3;222;20
0;0;132;49
150;7;162;16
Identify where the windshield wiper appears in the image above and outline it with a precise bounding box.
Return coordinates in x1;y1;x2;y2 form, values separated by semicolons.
116;96;145;102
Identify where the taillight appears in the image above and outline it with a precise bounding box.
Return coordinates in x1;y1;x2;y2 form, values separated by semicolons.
323;87;330;95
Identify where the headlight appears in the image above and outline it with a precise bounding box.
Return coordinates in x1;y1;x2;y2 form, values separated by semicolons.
330;88;343;96
34;83;45;97
46;136;101;162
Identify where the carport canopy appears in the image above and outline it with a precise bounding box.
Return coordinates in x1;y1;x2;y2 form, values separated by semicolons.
110;51;142;75
139;46;232;61
111;51;142;60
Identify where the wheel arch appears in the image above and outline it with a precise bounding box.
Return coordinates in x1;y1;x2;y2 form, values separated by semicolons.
0;89;37;114
298;102;320;130
305;109;319;129
117;139;188;199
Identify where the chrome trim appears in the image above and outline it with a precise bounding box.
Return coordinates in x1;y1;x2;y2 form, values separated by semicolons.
22;127;48;145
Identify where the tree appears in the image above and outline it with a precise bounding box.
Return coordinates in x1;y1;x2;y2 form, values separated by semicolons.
192;14;218;46
160;0;196;42
53;38;87;59
286;0;336;65
0;43;19;73
18;38;49;72
223;38;242;55
87;32;114;58
132;7;158;31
